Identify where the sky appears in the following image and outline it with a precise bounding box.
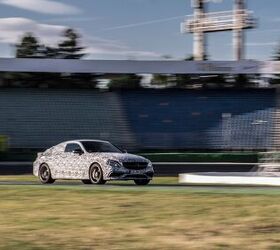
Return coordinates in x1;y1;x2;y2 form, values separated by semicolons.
0;0;279;60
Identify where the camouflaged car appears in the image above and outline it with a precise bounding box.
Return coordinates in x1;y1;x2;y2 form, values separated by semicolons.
33;140;154;185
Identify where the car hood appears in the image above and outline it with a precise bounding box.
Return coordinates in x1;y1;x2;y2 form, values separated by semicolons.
88;152;148;163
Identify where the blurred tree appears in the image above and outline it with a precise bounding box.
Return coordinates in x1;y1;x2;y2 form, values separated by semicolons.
151;74;170;87
55;29;90;87
175;56;194;88
273;43;280;61
270;43;280;85
16;33;41;58
57;28;85;59
41;46;59;58
175;55;229;89
11;30;91;88
210;74;227;87
108;74;142;89
233;74;250;88
12;33;41;87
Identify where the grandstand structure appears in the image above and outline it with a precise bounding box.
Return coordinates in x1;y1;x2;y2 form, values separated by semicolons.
0;88;277;151
0;89;136;149
181;0;257;60
0;58;280;152
121;89;275;150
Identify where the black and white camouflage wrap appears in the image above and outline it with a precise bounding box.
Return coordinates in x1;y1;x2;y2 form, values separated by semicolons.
33;140;154;181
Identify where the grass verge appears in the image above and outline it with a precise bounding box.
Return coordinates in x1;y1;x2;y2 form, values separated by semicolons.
0;176;280;249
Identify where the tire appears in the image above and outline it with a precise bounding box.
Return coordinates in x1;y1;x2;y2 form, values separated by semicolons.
134;179;150;186
89;164;106;185
39;164;55;184
81;179;92;185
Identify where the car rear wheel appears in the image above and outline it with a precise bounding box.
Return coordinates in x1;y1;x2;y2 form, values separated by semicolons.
89;164;106;185
134;179;150;185
39;164;55;184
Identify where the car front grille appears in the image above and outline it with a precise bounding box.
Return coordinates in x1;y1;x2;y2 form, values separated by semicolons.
122;162;148;170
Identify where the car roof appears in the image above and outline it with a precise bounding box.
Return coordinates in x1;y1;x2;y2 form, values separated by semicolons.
63;139;110;144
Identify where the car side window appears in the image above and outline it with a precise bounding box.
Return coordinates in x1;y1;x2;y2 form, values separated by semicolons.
65;143;82;153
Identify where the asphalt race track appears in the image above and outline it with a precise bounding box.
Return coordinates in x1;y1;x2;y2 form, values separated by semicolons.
2;161;277;193
2;179;280;196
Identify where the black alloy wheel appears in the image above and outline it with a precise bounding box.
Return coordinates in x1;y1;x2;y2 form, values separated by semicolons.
89;164;106;185
39;164;55;184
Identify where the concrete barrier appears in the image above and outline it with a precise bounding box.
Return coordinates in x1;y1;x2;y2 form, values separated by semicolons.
179;172;280;186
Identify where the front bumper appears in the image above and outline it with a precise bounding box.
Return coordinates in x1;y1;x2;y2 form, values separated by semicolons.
107;169;154;180
104;159;154;180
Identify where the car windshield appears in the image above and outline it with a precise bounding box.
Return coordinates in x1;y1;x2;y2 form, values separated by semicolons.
81;141;122;153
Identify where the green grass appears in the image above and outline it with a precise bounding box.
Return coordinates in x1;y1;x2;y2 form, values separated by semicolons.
0;176;280;249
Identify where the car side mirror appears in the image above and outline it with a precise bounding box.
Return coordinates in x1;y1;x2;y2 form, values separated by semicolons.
123;149;127;154
73;149;84;155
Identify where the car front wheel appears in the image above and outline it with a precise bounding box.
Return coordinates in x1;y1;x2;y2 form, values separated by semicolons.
39;164;55;184
89;164;106;185
134;179;150;185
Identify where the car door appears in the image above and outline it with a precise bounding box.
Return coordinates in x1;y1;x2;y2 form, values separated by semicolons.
64;143;86;179
50;149;67;179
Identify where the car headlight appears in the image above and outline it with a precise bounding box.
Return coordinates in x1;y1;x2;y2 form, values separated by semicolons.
148;161;153;167
107;159;122;168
